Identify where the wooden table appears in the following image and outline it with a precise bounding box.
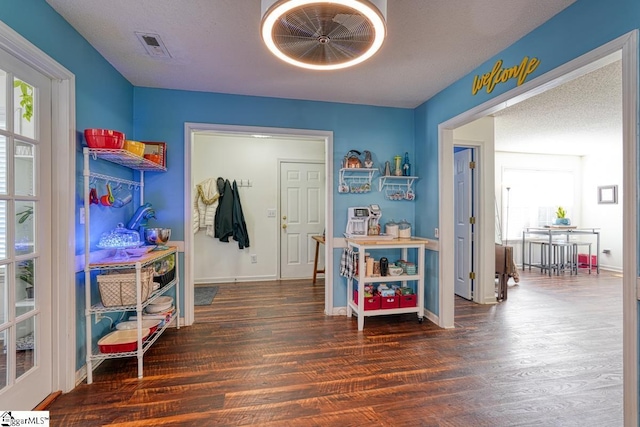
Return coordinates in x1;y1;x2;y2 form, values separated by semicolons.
311;235;325;284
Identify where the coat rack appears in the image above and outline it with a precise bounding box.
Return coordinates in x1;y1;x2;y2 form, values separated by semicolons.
235;179;252;188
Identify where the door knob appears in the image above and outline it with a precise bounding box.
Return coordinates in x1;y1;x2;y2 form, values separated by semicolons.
282;215;287;220
282;224;287;229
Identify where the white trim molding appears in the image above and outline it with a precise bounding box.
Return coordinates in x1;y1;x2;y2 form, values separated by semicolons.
184;123;334;325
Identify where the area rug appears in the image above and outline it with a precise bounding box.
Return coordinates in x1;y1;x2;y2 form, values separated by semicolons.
194;286;219;306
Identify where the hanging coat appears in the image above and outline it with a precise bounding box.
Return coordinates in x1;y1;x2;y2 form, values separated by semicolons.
214;178;234;242
232;180;250;249
193;177;219;236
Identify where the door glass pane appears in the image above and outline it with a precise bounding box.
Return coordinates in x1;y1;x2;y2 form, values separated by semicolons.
15;140;34;197
13;78;35;139
0;69;6;130
16;316;35;378
0;329;7;390
17;259;34;307
0;135;6;195
0;200;6;261
15;201;34;256
0;265;6;324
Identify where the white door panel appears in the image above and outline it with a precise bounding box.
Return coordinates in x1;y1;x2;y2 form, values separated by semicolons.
280;162;325;279
454;149;473;300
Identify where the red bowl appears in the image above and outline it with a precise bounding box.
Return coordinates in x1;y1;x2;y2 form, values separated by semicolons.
84;128;125;149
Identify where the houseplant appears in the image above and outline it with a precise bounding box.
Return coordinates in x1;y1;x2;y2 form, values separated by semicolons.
553;206;571;225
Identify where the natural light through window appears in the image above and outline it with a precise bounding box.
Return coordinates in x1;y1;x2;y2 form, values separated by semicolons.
501;168;575;241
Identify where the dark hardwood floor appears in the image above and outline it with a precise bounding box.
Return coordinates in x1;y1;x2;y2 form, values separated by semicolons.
48;270;623;426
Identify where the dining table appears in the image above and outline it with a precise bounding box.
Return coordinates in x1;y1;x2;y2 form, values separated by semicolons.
521;226;600;276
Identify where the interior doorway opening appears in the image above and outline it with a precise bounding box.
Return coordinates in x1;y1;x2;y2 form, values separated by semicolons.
183;124;334;327
439;32;637;424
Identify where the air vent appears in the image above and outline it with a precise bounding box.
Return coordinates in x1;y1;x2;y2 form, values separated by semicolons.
135;32;171;58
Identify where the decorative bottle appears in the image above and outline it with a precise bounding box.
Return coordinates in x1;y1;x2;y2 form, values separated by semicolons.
393;155;402;176
402;152;411;176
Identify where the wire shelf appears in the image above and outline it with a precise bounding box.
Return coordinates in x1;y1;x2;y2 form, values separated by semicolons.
88;148;167;172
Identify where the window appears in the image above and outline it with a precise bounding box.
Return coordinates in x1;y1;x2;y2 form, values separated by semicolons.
501;168;575;240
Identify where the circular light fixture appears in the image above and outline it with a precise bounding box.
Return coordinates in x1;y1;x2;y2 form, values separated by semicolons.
261;0;387;71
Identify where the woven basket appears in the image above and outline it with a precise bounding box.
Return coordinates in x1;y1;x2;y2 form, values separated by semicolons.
97;267;154;307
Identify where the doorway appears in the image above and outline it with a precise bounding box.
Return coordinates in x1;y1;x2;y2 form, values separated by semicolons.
184;124;334;326
438;33;638;422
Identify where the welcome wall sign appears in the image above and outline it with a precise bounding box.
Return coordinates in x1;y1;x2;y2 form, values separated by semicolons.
472;56;540;95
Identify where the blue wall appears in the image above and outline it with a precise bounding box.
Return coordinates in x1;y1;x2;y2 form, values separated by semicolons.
133;88;415;309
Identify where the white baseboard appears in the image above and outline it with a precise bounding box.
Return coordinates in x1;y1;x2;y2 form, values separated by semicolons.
195;275;277;284
75;359;105;386
332;306;347;316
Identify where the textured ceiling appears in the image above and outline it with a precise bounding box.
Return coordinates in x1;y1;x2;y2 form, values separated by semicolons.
44;0;576;108
494;60;622;156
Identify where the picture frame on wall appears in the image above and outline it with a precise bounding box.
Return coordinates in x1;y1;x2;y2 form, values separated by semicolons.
597;185;618;204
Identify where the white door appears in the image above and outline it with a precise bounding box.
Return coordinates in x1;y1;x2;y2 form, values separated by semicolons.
280;162;325;279
0;48;53;409
454;149;474;300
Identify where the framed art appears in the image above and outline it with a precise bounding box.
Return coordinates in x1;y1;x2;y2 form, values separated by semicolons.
597;185;618;204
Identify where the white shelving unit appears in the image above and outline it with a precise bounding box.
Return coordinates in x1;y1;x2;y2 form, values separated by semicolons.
378;175;418;201
338;168;377;193
83;147;178;384
346;237;427;331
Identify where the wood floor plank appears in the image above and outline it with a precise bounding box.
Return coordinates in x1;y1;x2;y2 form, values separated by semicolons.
47;272;623;426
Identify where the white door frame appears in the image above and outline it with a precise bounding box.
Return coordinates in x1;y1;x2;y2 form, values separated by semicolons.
184;123;334;326
0;22;77;392
438;31;638;424
277;158;325;280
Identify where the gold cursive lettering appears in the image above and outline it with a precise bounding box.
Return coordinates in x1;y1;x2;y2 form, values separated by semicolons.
471;56;540;95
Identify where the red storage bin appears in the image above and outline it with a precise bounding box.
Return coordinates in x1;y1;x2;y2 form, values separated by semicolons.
577;254;598;268
354;291;380;310
380;296;400;309
400;294;417;308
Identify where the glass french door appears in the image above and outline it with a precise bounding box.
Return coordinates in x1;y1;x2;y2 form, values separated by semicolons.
0;48;52;410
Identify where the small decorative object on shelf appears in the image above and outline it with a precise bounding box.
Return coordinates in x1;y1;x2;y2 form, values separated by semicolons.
393;155;402;176
402;152;411;177
344;150;362;168
363;150;374;168
381;161;391;176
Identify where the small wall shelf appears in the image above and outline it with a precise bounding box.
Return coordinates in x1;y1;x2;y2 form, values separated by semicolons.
338;168;377;193
378;176;418;201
